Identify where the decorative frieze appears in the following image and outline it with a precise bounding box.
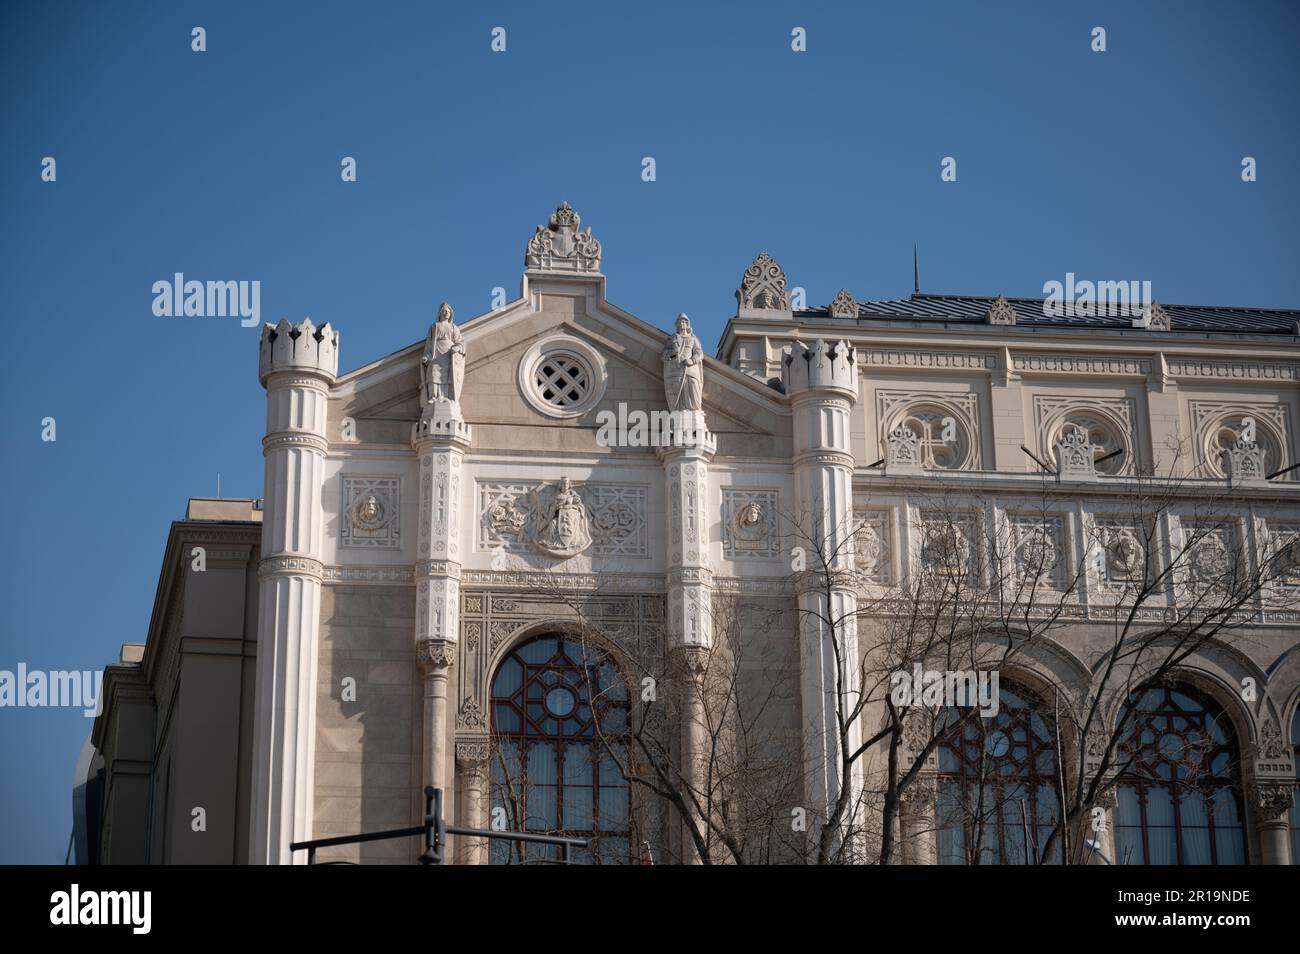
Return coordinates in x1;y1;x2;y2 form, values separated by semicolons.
1167;358;1300;381
1012;354;1150;376
322;565;414;584
860;350;995;372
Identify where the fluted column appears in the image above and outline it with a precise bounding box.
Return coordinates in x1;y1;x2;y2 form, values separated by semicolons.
784;338;862;857
250;318;338;864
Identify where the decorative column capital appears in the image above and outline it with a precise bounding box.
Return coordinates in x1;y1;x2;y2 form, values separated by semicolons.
455;738;491;769
1254;781;1295;821
899;775;937;806
674;645;711;677
416;639;456;672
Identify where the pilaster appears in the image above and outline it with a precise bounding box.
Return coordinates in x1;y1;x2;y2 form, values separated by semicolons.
413;414;472;800
657;413;716;863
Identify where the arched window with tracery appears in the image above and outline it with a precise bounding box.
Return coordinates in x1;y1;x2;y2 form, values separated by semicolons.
1113;685;1245;864
936;682;1063;864
488;634;631;864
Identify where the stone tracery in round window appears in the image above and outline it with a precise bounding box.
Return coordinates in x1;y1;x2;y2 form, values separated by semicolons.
1204;415;1285;479
1051;415;1128;476
893;403;973;470
534;353;592;410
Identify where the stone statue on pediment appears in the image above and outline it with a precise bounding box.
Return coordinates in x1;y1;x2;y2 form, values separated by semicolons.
421;302;466;408
663;313;704;412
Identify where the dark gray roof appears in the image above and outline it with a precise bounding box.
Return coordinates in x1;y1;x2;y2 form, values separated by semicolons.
797;293;1300;335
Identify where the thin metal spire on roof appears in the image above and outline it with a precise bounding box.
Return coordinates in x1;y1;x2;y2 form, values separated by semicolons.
913;244;920;295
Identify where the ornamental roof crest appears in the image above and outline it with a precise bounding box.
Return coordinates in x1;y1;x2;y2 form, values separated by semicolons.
525;202;602;273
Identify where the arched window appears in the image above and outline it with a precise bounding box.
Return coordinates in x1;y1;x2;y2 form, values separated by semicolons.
1113;685;1245;865
936;683;1063;864
488;635;630;864
1291;705;1300;865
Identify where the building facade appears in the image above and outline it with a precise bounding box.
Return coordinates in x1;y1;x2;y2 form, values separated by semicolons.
92;203;1300;864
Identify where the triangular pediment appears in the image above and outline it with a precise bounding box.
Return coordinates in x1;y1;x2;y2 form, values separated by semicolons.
331;204;790;454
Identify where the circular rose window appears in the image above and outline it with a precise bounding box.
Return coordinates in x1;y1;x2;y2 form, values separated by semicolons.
517;335;609;419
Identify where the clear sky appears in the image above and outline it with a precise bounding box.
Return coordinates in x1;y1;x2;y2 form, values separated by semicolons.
1;1;1297;863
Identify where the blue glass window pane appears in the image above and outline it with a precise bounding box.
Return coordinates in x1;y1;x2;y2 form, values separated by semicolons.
517;638;556;664
563;787;593;829
492;657;522;695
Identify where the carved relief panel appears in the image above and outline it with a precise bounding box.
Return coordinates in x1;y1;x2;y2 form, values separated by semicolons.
341;475;400;549
478;480;648;558
721;488;780;559
853;509;893;584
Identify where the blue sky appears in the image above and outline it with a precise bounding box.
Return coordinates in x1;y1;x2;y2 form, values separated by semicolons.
1;1;1297;863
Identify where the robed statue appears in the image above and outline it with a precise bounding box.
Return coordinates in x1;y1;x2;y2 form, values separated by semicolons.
663;313;703;412
421;302;466;407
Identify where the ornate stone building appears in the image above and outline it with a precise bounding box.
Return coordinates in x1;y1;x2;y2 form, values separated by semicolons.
93;203;1300;865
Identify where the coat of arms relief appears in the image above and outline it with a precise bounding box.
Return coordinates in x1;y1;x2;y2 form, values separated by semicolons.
480;479;647;559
